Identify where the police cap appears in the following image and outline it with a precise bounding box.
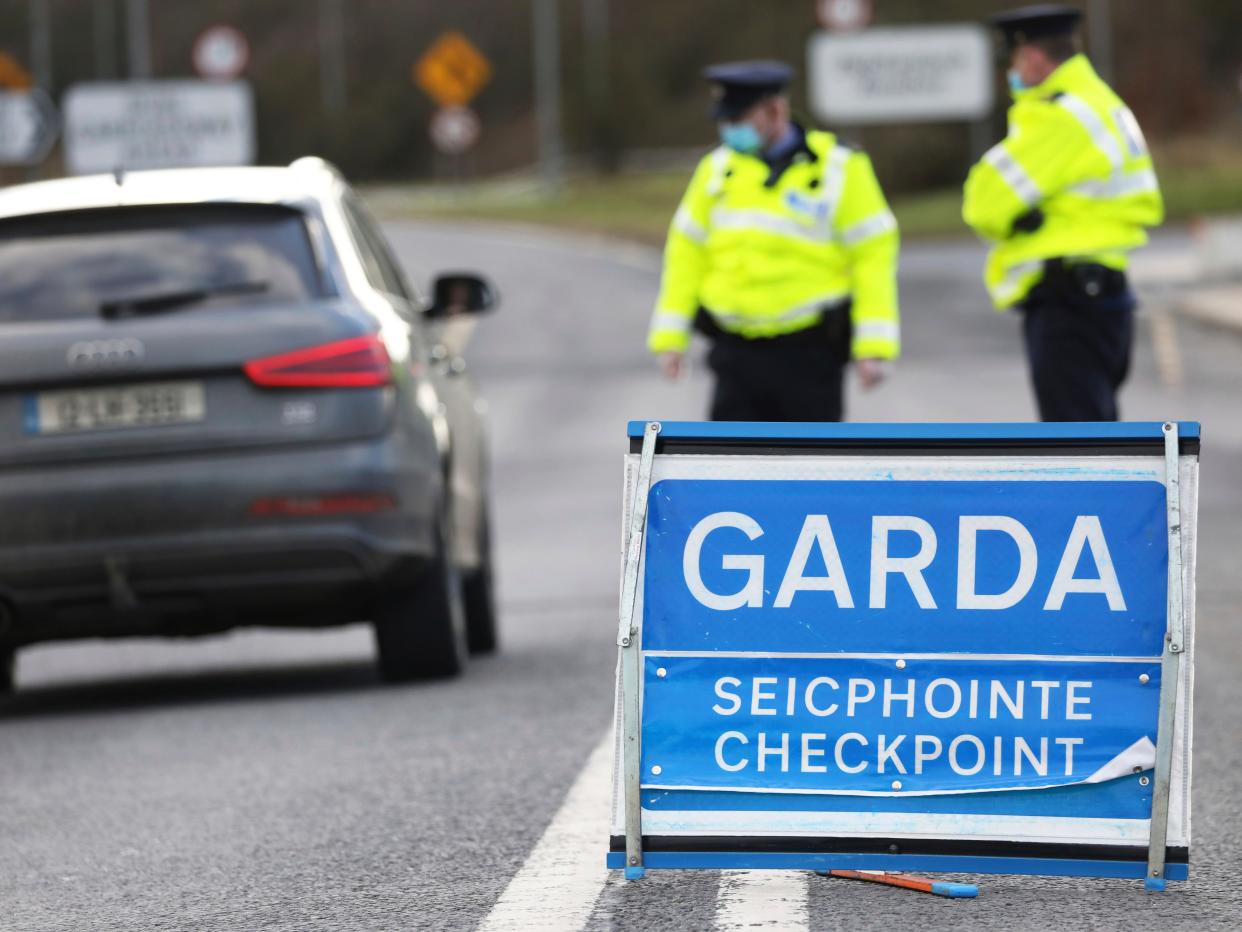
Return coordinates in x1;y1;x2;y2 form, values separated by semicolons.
990;5;1083;51
703;61;793;120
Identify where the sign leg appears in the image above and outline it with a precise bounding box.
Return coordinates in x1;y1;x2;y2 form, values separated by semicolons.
617;422;660;880
1145;422;1186;891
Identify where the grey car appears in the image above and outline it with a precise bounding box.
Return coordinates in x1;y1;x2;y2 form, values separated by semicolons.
0;158;497;688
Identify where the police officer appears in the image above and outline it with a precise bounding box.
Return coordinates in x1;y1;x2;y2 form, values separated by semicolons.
964;5;1164;422
649;61;900;422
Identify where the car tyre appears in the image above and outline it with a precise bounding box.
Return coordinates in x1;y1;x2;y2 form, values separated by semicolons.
373;510;467;682
0;649;14;694
463;508;498;655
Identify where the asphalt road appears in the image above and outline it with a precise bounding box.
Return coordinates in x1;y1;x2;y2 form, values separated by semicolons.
2;221;1241;931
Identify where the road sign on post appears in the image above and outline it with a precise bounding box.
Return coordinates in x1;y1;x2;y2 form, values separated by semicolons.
413;31;492;108
0;52;33;90
610;421;1198;888
807;25;994;124
817;0;873;32
62;80;255;175
193;25;250;81
0;89;58;165
430;105;480;155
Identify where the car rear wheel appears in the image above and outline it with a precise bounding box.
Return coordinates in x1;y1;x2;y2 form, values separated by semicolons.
373;512;467;682
463;509;498;655
0;649;14;694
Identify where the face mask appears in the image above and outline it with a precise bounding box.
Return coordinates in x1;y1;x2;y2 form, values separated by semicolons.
719;121;763;155
1007;69;1028;94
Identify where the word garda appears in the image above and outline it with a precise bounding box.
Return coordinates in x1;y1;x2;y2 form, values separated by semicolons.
683;512;1126;612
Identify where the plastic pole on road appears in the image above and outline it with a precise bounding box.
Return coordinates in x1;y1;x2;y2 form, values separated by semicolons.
821;870;979;899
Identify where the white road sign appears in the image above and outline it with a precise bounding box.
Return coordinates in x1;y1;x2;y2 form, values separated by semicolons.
63;81;256;176
430;105;481;155
193;25;250;80
808;25;995;124
0;89;58;165
816;0;873;32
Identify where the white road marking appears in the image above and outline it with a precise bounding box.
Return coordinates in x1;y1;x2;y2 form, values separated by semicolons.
477;731;613;932
714;870;810;931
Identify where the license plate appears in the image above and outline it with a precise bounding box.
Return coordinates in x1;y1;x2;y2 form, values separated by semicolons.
25;381;206;435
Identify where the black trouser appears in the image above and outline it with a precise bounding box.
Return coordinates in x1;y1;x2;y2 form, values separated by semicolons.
1020;262;1135;422
702;305;850;422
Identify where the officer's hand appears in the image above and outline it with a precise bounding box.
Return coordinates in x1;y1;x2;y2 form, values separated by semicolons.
855;358;889;390
660;352;685;381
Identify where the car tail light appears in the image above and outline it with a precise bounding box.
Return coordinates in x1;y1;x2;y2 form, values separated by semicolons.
244;335;392;388
249;493;398;517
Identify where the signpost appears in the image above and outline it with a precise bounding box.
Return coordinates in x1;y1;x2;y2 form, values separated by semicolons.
62;80;255;175
413;32;491;159
807;25;994;125
0;89;58;165
610;422;1197;889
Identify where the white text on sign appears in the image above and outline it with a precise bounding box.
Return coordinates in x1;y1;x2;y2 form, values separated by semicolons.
683;512;1126;612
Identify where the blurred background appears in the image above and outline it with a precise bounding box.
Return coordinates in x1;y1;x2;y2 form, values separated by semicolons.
0;0;1239;241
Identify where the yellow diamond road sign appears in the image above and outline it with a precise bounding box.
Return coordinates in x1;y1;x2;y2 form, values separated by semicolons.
0;53;33;90
413;31;492;108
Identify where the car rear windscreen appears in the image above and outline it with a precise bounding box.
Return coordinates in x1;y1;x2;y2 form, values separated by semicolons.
0;204;327;322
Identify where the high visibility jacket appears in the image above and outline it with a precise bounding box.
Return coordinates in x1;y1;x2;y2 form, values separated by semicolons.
963;55;1163;309
648;129;900;360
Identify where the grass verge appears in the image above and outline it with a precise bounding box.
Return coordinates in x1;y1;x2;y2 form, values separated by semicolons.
365;139;1242;244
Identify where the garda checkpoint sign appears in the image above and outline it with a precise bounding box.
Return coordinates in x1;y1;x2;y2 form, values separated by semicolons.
62;80;255;176
610;422;1198;889
807;25;994;125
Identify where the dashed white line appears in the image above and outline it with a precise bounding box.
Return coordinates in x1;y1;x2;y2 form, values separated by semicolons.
477;731;613;932
714;870;810;931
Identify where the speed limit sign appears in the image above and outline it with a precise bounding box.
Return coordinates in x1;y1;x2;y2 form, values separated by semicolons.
816;0;873;32
430;105;481;155
193;25;250;80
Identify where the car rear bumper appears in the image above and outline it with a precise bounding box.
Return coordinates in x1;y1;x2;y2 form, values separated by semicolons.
0;435;444;647
0;525;430;646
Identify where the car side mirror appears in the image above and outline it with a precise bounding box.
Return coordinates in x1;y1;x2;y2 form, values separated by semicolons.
427;272;498;318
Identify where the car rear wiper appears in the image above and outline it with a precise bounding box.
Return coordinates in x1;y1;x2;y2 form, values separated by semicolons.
100;280;270;319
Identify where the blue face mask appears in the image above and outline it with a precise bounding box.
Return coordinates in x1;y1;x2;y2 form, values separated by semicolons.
719;121;763;155
1007;69;1028;94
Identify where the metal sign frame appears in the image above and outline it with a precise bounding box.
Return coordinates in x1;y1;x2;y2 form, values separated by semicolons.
610;421;1197;889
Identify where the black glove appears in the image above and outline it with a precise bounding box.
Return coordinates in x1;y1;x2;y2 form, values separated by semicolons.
1011;208;1045;235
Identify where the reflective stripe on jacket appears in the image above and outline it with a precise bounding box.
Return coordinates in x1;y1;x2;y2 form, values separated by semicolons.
648;129;900;359
963;55;1164;309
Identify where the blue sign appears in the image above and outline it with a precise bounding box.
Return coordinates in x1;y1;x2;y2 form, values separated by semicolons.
641;477;1166;797
612;422;1196;885
642;655;1160;794
644;479;1167;657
